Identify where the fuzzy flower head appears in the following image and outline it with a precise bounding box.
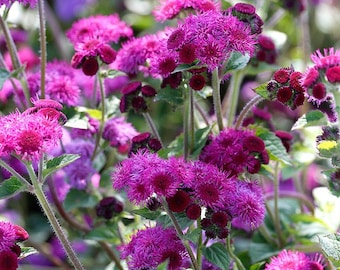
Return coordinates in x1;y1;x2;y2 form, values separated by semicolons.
0;221;29;252
0;106;63;161
120;226;187;270
153;0;221;22
199;128;268;176
164;11;257;71
265;250;325;270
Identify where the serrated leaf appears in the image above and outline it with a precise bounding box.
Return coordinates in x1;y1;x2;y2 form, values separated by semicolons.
318;233;340;267
155;87;184;106
256;127;292;165
64;189;98;211
224;51;250;72
172;62;202;73
201;243;230;270
19;247;38;259
253;82;269;99
292;111;328;130
0;68;10;89
43;154;80;179
132;207;161;220
0;177;27;199
182;228;201;243
157;212;193;229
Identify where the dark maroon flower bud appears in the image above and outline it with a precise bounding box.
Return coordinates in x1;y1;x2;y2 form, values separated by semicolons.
113;201;124;213
217;228;229;239
267;80;279;92
211;211;230;228
258;35;275;51
0;251;19;270
141;85;157;97
161;72;182;89
98;45;117;64
275;130;293;152
243;135;265;152
10;245;21;257
274;68;291;84
146;197;162;211
148;138;162;152
277;86;293;103
312;83;327;100
121;81;142;96
247;158;262;174
158;57;177;77
260;150;269;164
167;29;185;50
166;190;191;213
201;218;213;229
293;93;305;108
179;44;196;64
282;0;305;15
131;96;147;113
189;74;206;91
82;57;99;76
96;197;123;219
132;132;151;144
289;71;304;92
233;3;256;15
185;204;201;220
119;95;128;113
71;52;84;69
205;229;217;239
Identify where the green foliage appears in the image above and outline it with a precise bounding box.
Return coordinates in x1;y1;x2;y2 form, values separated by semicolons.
292;111;328;130
19;247;38;259
157;212;194;230
0;176;27;199
318;233;340;267
201;243;230;270
0;68;10;89
253;82;269;99
64;189;98;211
132;207;161;220
223;51;250;73
43;154;80;179
155;87;184;107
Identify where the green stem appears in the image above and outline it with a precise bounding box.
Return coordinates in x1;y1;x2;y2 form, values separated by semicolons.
258;225;278;246
273;162;285;248
194;99;210;126
212;69;224;131
27;163;85;270
189;88;195;152
226;223;246;270
196;216;203;269
223;71;244;127
143;112;164;147
37;0;47;99
234;95;264;129
161;198;199;270
0;159;32;188
183;86;190;160
0;14;30;107
91;71;106;160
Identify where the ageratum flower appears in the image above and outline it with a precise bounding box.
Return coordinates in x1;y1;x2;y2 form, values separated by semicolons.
264;250;325;270
120;226;187;270
0;0;37;7
153;0;221;22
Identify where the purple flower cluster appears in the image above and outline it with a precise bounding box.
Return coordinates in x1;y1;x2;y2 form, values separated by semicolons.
0;0;37;7
119;225;187;270
0;100;64;161
199;128;269;176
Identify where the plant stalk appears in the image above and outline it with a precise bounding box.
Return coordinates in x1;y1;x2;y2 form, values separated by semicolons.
0;159;32;188
212;68;224;131
273;162;285;248
226;223;246;270
234;95;264;129
143;112;164;147
37;0;47;98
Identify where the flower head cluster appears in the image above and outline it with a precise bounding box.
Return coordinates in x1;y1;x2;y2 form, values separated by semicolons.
0;100;64;161
265;249;325;270
120;225;187;270
102;116;139;153
300;48;340;122
153;0;221;22
254;34;277;65
0;221;29;270
129;132;163;156
199;128;269;176
67;15;133;76
163;9;258;72
266;67;305;110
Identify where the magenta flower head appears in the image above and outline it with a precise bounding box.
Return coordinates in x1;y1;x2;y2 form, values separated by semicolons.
120;225;187;269
153;0;221;22
265;250;325;270
199;128;268;176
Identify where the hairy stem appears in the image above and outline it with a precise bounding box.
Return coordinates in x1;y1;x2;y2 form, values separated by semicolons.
226;223;246;270
183;86;190;160
273;162;285;248
0;159;32;188
212;69;224;131
27;164;85;270
37;0;47;98
234;95;264;129
143;112;164;147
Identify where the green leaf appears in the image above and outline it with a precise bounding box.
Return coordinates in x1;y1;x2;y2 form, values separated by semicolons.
249;236;279;263
157;212;193;230
201;243;230;270
250;262;266;270
43;154;80;179
158;134;184;158
19;247;38;259
291;111;328;130
182;228;201;243
224;51;250;72
318;233;340;267
104;69;126;79
64;189;98;211
64;113;89;129
0;68;10;89
253;82;269;99
191;126;212;158
256;127;292;165
172;62;202;73
155;87;184;106
0;177;27;199
132;207;161;220
85;226;118;242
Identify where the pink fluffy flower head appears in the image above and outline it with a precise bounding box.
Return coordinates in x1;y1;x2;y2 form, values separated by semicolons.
311;48;340;69
120;225;187;270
